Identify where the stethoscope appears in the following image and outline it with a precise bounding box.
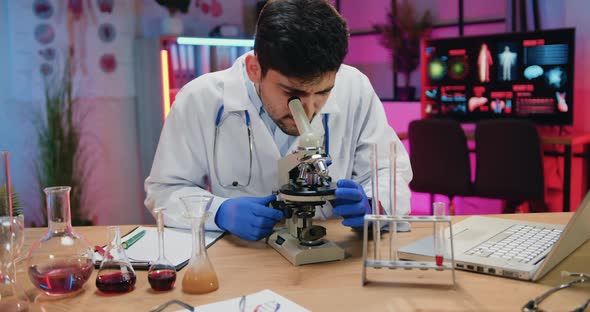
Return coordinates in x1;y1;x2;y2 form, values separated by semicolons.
522;271;590;312
213;104;330;189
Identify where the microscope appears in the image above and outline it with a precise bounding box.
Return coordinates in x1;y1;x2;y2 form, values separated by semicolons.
268;97;346;265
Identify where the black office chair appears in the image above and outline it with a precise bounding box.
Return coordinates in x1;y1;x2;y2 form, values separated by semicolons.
408;118;473;215
473;119;547;213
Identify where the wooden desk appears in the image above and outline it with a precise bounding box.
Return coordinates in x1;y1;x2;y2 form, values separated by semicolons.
16;214;590;311
398;131;590;212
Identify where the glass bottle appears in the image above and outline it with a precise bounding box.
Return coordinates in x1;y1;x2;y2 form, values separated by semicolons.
95;226;136;293
180;195;219;294
148;208;176;291
27;186;94;296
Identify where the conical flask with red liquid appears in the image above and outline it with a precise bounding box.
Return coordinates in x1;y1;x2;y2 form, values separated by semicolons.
148;208;176;291
27;186;94;296
95;226;136;293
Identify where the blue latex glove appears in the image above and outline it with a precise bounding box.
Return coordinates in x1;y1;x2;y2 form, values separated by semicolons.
331;179;371;228
215;195;283;241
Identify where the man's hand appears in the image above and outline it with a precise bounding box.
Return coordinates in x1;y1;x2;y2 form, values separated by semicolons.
215;195;283;241
331;179;371;228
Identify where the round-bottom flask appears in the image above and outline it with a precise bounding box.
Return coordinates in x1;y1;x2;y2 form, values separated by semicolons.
148;208;176;291
180;195;219;294
95;226;136;293
27;186;94;296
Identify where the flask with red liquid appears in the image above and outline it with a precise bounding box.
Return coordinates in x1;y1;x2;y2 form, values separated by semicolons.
95;226;136;293
148;208;176;291
27;186;94;296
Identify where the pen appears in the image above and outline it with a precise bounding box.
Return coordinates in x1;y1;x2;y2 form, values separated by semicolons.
122;230;146;249
94;245;113;260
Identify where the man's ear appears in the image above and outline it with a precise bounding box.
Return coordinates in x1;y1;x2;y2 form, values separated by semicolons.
245;54;261;83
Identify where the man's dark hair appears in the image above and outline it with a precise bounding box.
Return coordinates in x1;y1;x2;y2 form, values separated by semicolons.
254;0;349;82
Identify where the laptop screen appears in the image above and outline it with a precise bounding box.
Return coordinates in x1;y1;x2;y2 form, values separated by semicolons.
533;191;590;280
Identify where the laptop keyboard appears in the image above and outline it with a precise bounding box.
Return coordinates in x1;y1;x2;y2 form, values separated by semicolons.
464;224;563;264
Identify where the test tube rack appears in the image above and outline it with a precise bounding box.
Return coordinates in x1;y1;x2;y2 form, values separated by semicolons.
361;215;456;286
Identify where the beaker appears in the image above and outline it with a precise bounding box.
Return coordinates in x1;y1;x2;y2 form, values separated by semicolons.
95;226;137;293
180;195;219;294
148;208;176;291
27;186;94;296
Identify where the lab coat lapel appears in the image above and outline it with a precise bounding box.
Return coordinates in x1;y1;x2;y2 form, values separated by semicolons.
220;56;281;194
221;57;281;161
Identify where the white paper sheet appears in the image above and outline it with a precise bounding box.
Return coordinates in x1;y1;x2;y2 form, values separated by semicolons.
171;289;310;312
93;226;224;269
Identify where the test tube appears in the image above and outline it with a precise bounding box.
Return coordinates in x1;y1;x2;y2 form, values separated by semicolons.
433;202;447;267
389;141;398;262
369;143;381;260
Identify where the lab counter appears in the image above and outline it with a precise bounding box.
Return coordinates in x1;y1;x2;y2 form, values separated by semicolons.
17;213;590;311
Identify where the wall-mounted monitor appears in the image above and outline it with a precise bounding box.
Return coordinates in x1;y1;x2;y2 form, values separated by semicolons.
421;28;575;125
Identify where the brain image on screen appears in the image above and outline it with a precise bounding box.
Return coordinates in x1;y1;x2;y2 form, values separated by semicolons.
524;65;544;80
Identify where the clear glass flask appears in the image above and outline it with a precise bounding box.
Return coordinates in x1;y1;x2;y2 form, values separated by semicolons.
0;151;29;311
95;226;137;293
0;217;29;311
433;202;447;267
148;208;176;291
180;195;219;294
27;186;94;296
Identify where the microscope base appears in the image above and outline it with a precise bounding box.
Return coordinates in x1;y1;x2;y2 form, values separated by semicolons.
268;229;345;265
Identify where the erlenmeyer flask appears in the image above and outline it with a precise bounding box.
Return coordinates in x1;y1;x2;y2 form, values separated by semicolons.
148;208;176;291
27;186;94;296
180;195;219;294
95;226;136;293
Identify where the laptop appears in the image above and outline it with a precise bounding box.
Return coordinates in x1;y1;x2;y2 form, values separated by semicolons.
399;191;590;281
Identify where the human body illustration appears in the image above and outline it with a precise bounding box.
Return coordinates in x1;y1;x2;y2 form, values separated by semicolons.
498;46;516;80
478;43;493;82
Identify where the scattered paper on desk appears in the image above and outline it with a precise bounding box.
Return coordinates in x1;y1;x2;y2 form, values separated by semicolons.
93;226;224;269
181;289;309;312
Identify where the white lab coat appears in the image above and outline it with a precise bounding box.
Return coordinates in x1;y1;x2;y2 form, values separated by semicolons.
145;53;413;231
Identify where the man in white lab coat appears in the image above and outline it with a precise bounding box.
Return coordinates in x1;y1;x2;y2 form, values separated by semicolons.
145;0;413;241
